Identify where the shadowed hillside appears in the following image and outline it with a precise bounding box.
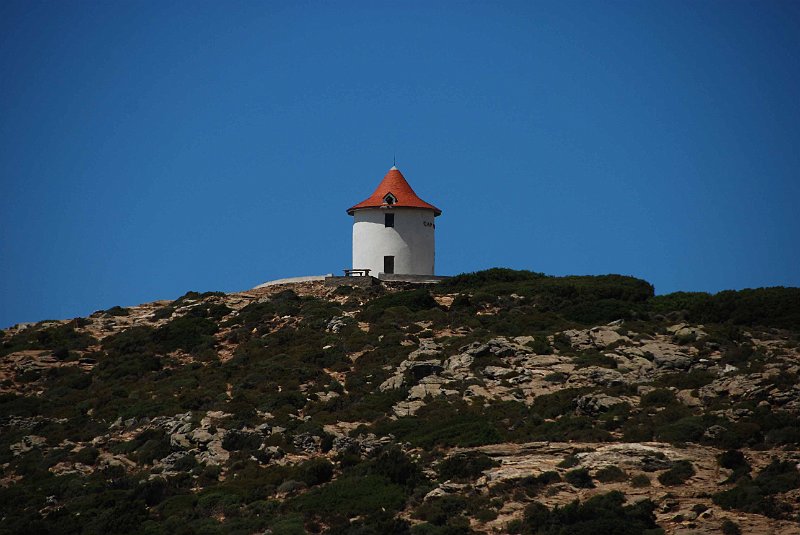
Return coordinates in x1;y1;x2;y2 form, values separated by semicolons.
2;269;800;534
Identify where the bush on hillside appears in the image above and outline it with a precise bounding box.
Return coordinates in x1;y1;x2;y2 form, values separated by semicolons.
152;316;218;353
290;475;406;520
717;450;751;483
564;468;595;488
657;460;695;486
595;465;628;483
652;287;800;330
436;270;654;328
1;323;96;357
520;491;660;535
437;452;499;482
371;399;502;449
361;289;440;322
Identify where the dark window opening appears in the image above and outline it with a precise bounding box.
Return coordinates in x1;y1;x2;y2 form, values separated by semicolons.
383;193;396;205
385;213;394;227
384;256;394;274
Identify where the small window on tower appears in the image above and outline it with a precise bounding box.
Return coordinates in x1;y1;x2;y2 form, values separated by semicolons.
383;193;397;205
385;213;394;227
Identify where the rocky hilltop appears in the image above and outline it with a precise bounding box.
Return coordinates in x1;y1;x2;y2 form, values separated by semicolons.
2;269;800;535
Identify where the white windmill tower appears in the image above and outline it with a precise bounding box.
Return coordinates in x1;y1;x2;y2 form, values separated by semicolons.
346;166;442;278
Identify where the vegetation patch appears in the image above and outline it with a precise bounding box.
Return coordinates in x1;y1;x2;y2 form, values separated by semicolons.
1;322;96;357
290;474;406;520
657;460;695;486
518;491;661;534
437;452;499;482
713;460;800;519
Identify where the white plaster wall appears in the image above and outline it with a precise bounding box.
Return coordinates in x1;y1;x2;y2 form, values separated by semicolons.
352;208;436;276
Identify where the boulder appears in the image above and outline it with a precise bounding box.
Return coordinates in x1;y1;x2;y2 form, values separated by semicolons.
631;341;695;370
408;338;444;360
667;323;707;341
379;374;405;392
576;394;626;416
460;337;529;358
197;440;229;466
408;376;457;401
483;366;515;379
563;326;630;350
10;435;46;456
160;451;193;471
443;353;473;380
293;433;320;454
190;428;214;444
568;366;625;387
326;316;348;333
393;399;426;416
576;444;675;472
170;433;193;449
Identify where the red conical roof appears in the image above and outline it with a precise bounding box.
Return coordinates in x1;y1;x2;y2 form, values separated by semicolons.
347;166;442;216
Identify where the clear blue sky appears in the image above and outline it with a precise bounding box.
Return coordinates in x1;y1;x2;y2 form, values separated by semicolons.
2;1;799;327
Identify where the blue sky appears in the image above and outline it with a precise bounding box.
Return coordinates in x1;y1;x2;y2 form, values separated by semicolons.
1;1;799;327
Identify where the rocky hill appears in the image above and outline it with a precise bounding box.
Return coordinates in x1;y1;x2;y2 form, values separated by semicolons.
2;269;800;535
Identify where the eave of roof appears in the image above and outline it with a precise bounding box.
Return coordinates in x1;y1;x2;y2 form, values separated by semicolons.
347;167;442;216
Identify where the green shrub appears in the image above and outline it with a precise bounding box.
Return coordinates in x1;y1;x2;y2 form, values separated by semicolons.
438;452;499;482
544;372;567;383
415;494;497;528
640;389;676;407
290;474;406;520
436;270;654;329
557;455;580;469
720;519;741;535
572;350;617;369
595;465;628;483
364;447;425;488
95;350;162;381
154;291;228;322
565;468;595;488
655;416;709;444
136;437;172;465
752;459;800;494
1;323;96;357
657;460;694;486
222;430;263;452
153;316;217;353
652;287;800;330
102;325;156;355
494;472;562;499
526;338;553;355
301;457;334;486
717;450;750;483
361;289;440;321
268;514;306;535
713;482;790;519
372;400;502;449
648;292;712;316
196;488;243;516
438;268;546;290
653;369;715;390
631;474;651;488
73;446;99;466
531;389;586;419
520;491;660;534
413;494;469;526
